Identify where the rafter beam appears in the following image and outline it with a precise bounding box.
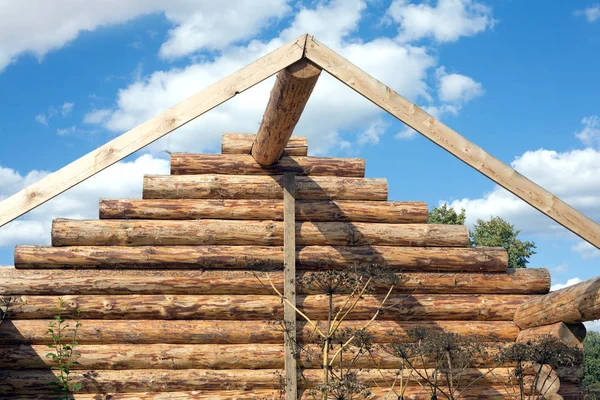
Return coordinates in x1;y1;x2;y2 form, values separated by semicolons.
0;35;307;228
304;35;600;249
251;58;321;165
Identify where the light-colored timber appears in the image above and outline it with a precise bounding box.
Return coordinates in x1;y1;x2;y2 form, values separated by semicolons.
221;133;308;156
50;219;470;247
142;174;388;201
0;35;307;229
514;276;600;328
251;59;321;165
517;322;586;350
170;154;364;177
0;368;557;395
304;35;600;249
0;268;549;295
0;320;519;345
14;245;509;272
283;172;296;400
99;199;429;223
5;294;534;320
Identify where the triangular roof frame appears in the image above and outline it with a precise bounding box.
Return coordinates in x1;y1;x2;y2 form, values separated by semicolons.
1;34;598;250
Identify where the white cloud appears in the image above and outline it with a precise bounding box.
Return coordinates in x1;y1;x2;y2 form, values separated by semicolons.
358;119;388;145
571;241;600;259
550;277;582;291
388;0;496;43
0;154;169;248
575;5;600;23
56;126;76;135
34;113;48;126
89;1;440;155
0;0;291;72
61;102;74;116
436;66;483;103
575;115;600;148
446;147;600;236
586;320;600;332
83;109;112;124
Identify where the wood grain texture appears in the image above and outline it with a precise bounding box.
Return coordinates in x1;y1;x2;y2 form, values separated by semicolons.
99;199;428;223
517;322;585;350
51;219;470;247
142;174;388;201
222;133;307;156
5;294;534;320
14;245;509;272
514;276;600;328
0;268;549;295
0;35;306;229
0;320;519;345
0;368;556;394
170;154;364;177
252;59;321;165
304;35;600;249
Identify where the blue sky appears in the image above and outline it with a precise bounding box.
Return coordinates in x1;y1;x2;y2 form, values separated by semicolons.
0;0;599;320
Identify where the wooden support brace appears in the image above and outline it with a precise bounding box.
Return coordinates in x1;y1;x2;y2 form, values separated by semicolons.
252;59;321;165
283;172;297;399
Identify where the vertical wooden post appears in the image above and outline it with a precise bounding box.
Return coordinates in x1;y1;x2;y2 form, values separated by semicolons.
283;172;297;399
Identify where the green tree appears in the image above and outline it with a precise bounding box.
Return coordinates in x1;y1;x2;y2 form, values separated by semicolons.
428;204;466;225
471;216;536;268
584;330;600;397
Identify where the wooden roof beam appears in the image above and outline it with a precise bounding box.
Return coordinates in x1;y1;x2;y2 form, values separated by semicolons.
251;57;321;165
304;35;600;249
514;276;600;329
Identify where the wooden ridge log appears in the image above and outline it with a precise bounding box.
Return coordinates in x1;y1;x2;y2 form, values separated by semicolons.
170;154;364;177
0;368;555;394
517;322;586;350
0;268;549;295
99;199;429;223
142;175;388;201
0;320;519;345
51;219;470;247
15;245;508;272
0;343;507;370
5;294;533;320
222;133;308;156
514;276;600;329
251;59;321;165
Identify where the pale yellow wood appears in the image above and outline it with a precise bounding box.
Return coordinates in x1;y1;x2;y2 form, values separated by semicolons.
0;35;307;228
304;36;600;249
283;172;297;399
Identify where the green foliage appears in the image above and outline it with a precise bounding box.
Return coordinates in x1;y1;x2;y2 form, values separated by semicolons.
46;298;83;398
428;204;466;225
471;216;536;268
584;331;600;398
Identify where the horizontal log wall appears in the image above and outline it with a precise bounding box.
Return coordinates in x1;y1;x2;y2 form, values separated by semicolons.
15;245;508;272
142;174;388;200
0;320;519;345
99;199;429;223
170;154;365;177
221;133;308;156
5;294;534;320
0;268;550;295
51;219;470;247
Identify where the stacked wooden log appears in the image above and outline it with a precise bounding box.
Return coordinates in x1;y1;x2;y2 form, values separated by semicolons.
0;133;582;399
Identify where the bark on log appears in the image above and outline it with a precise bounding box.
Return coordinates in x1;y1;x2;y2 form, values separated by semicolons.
142;175;388;201
0;368;556;394
251;59;321;165
0;343;508;370
170;154;364;177
222;133;308;156
514;276;600;328
99;199;429;223
15;245;508;272
5;294;533;320
0;320;519;345
559;383;587;400
0;268;549;296
517;322;586;350
51;219;470;247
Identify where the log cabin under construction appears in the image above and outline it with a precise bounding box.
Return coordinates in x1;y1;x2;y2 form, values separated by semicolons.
1;34;600;399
